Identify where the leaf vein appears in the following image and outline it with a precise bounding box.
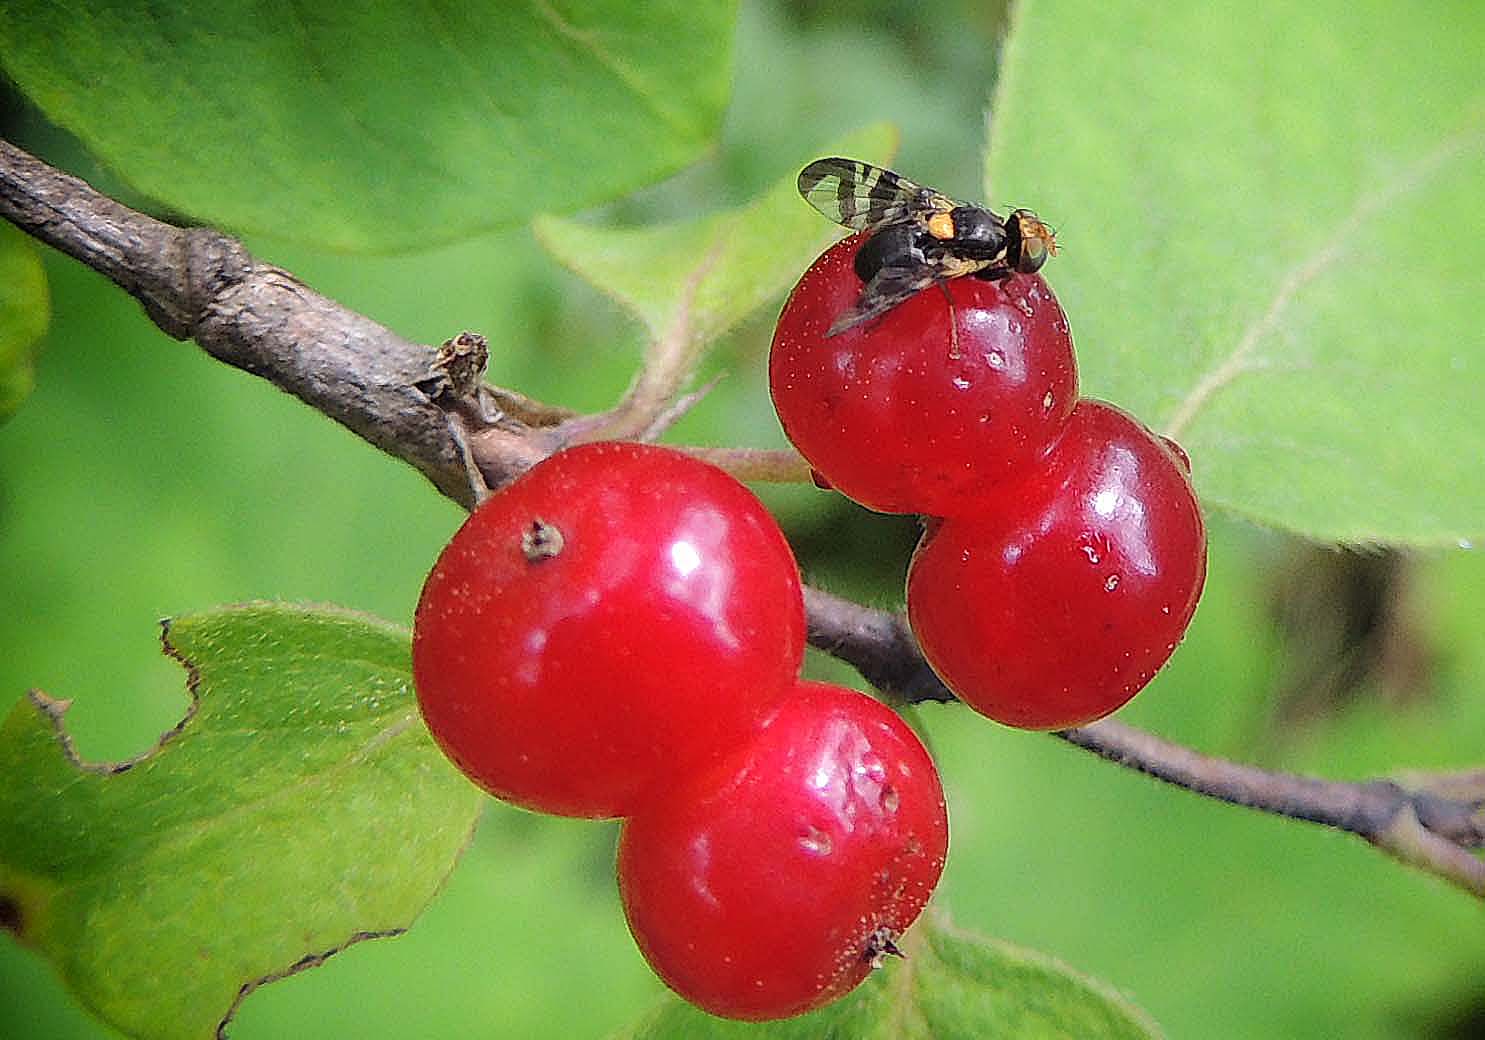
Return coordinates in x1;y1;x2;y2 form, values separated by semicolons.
1163;112;1485;440
123;711;423;866
530;0;695;138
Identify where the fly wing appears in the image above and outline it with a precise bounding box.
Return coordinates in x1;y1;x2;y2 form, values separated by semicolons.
826;253;992;336
799;157;951;233
826;263;942;336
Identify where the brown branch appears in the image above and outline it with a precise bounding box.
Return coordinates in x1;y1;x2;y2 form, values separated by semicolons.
0;137;522;510
1054;721;1484;846
802;586;957;704
803;583;1484;866
1055;720;1485;887
3;137;1482;898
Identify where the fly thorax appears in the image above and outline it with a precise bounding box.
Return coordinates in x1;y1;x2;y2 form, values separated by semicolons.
947;207;1007;259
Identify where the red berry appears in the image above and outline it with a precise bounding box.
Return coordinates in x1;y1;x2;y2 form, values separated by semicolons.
412;442;805;818
907;400;1207;730
769;232;1078;515
1160;434;1192;472
618;680;948;1021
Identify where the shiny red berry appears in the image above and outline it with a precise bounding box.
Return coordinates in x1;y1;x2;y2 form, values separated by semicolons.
617;680;948;1021
907;400;1207;730
769;231;1078;515
412;442;806;818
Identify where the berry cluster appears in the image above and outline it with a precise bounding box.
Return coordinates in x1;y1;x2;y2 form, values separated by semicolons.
412;442;948;1020
771;232;1207;729
413;200;1206;1019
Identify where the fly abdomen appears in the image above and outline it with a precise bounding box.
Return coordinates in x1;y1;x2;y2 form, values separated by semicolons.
853;224;920;282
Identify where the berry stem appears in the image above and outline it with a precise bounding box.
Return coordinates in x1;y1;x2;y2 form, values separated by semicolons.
684;447;814;484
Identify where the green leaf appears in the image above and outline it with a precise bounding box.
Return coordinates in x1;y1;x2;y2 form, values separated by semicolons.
0;2;737;251
614;915;1160;1039
0;603;484;1040
534;123;900;355
0;222;49;420
988;0;1485;545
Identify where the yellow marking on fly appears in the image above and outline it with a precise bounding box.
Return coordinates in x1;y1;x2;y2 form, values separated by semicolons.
926;212;956;240
939;255;992;279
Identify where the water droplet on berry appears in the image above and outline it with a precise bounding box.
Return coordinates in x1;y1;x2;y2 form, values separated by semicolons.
857;751;887;782
1015;296;1035;317
952;374;972;390
1104;574;1121;592
1079;531;1111;566
1042;390;1055;411
985;350;1006;369
880;785;901;814
978;411;992;424
799;826;833;856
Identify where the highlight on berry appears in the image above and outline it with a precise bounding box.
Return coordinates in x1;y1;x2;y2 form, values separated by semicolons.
797;157;1057;334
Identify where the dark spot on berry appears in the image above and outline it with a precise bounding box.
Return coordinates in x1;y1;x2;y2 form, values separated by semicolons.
863;925;903;968
521;519;565;562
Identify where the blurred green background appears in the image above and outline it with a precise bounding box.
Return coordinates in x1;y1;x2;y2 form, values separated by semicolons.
3;1;1483;1037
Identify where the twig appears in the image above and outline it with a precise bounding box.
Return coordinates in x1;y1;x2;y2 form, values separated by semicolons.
0;137;489;508
1056;720;1484;878
2;137;1481;898
636;371;726;443
802;586;956;704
